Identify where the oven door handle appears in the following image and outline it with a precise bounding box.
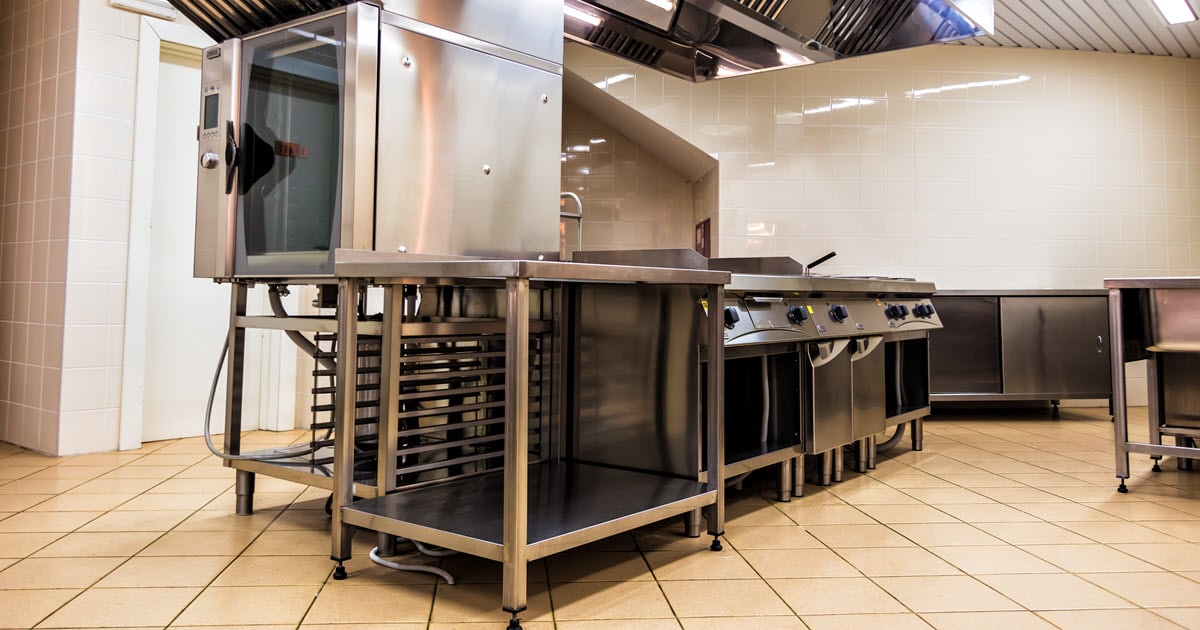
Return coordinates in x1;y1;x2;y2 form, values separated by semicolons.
224;119;238;195
851;335;884;360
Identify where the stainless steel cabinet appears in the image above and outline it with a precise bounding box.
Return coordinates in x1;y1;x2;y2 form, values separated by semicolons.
930;291;1111;404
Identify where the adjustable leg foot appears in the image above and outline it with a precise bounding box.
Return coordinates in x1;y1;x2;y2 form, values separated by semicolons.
1152;462;1163;473
235;470;255;516
333;563;348;580
710;536;723;552
1117;479;1128;494
507;614;522;630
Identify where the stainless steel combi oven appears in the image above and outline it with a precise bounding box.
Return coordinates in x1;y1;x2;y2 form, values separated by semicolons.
194;1;565;278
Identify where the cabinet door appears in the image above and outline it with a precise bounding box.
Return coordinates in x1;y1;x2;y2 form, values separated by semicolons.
1000;297;1110;396
929;296;1002;394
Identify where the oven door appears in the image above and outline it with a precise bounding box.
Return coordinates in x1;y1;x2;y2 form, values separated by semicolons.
802;339;853;454
232;5;378;277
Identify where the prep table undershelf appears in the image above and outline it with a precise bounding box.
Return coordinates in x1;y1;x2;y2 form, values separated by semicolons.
340;461;715;561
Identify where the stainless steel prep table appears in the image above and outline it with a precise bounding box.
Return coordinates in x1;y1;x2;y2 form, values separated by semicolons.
328;249;730;626
1107;277;1200;492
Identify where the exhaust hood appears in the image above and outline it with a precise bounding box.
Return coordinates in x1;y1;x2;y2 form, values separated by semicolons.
566;0;994;81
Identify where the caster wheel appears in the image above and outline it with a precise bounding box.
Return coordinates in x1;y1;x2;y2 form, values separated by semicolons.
709;537;723;552
333;564;348;580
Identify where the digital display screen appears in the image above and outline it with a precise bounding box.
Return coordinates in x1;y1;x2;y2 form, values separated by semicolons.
203;94;219;129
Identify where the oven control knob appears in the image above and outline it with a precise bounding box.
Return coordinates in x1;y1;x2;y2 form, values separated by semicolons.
200;151;220;169
723;307;740;330
885;305;899;319
912;304;925;318
829;304;849;322
787;305;807;324
898;304;910;318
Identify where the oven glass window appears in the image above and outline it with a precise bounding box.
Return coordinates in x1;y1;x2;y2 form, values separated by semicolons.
239;16;344;274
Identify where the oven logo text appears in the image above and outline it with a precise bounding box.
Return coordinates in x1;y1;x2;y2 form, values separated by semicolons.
275;141;310;159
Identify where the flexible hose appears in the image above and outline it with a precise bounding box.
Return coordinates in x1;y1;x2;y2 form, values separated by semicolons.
875;423;907;453
268;285;336;371
369;546;456;584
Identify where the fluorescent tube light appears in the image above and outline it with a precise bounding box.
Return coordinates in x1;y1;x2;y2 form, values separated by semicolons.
565;5;604;27
110;0;177;20
1151;0;1197;24
640;0;676;10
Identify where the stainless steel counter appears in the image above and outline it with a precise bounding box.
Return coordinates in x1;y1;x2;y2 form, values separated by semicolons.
936;289;1106;297
1108;277;1200;492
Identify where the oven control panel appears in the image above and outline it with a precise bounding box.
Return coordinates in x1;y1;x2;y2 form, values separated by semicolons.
724;295;943;344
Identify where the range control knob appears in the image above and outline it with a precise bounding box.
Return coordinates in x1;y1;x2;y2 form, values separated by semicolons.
885;305;900;319
787;305;808;325
829;304;849;323
723;307;740;330
914;303;936;318
898;304;910;318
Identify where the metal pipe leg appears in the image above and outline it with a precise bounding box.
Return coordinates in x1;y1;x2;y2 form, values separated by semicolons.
235;470;254;516
1177;436;1195;471
832;446;844;482
682;508;702;538
867;435;877;470
376;532;397;558
911;417;924;451
820;451;833;486
793;455;805;497
777;458;793;502
855;439;869;473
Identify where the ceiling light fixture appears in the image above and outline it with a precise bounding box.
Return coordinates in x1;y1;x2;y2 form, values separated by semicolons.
1150;0;1197;24
565;5;603;27
639;0;676;10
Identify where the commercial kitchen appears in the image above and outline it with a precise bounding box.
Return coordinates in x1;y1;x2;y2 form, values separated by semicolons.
1;0;1200;628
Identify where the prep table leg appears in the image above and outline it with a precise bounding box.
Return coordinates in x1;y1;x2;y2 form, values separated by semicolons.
1148;355;1164;472
777;459;793;502
1177;437;1195;471
705;286;725;552
234;470;254;516
820;451;833;486
683;509;702;537
1109;288;1130;492
867;435;877;470
793;455;805;497
832;446;844;482
855;439;869;473
331;278;361;577
502;278;530;621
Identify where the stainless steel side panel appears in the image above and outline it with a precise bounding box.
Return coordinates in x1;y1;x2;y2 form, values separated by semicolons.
851;336;885;440
380;0;564;64
1161;353;1200;429
1000;297;1110;396
194;39;240;279
344;4;380;255
803;339;853;454
929;296;1001;394
1149;289;1200;352
573;284;705;478
374;23;562;259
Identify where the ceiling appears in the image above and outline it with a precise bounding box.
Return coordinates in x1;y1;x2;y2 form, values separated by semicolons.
956;0;1200;58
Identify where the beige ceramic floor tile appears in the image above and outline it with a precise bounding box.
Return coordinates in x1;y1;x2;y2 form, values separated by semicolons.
39;586;201;628
928;545;1062;574
973;522;1094;545
25;466;116;481
828;487;923;505
1036;608;1185;629
428;581;551;623
1142;520;1200;542
437;554;547;584
172;508;282;532
971;487;1067;503
0;588;80;628
241;529;334;556
25;493;134;511
174;585;320;626
878;474;957;489
146;477;234;496
774;503;875;525
0;510;100;533
212;554;335;586
1151;607;1200;628
127;453;208;467
78;509;193;533
1082;501;1196;521
301;624;426;630
33;531;158;558
138;530;258;557
875;575;1020;613
266;508;329;531
720;525;824;550
903;488;997;504
96;555;233;587
977;573;1135;610
1060;520;1184;544
552;580;675;620
802;613;933;629
331;551;440;585
1007;502;1121;522
0;494;54;511
545;550;653;582
890;523;1007;547
1081;571;1200;608
660;578;792;617
837;546;963;577
560;621;680;630
0;525;63;555
99;465;187;480
804;524;916;548
1020;543;1160;573
946;474;1026;489
426;624;553;630
930;503;1041;523
740;548;861;578
724;505;795;527
769;577;908;615
643;549;758;580
0;478;84;494
919;610;1057;629
857;504;958;524
1111;543;1200;571
632;529;720;552
679;616;800;629
0;556;122;589
115;493;213;511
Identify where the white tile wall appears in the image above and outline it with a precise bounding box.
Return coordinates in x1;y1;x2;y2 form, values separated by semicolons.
566;43;1200;405
0;0;76;454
